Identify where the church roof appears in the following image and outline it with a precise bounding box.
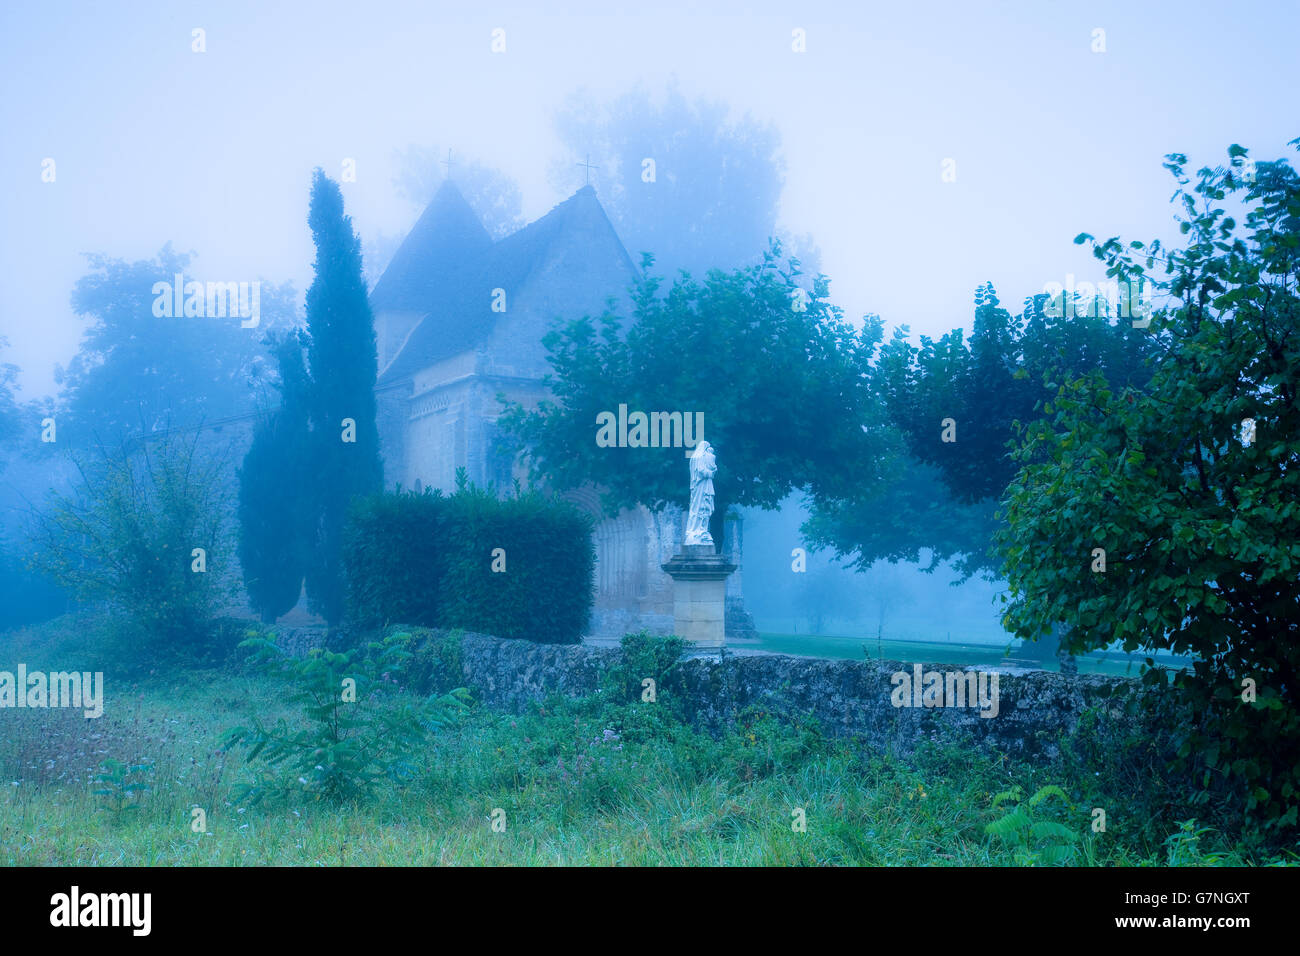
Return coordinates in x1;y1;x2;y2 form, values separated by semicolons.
369;180;492;315
377;184;638;384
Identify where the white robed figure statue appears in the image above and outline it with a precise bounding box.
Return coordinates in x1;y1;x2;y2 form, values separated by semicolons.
684;440;717;547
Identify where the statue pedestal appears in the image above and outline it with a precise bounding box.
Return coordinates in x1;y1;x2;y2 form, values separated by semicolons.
661;545;737;650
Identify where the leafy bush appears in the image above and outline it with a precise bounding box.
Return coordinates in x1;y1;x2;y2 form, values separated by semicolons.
997;142;1300;834
342;474;595;644
27;430;235;655
388;627;465;696
225;633;469;804
601;631;686;707
438;476;595;644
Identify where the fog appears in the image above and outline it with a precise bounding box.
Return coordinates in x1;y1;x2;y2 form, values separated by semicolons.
2;0;1296;642
5;1;1295;398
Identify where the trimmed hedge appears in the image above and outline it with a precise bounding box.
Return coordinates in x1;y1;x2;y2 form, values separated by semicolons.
342;489;447;630
342;484;595;644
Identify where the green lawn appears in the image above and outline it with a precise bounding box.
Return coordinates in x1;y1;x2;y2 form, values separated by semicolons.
753;632;1188;678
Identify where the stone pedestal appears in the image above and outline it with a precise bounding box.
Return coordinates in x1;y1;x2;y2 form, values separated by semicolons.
661;545;737;650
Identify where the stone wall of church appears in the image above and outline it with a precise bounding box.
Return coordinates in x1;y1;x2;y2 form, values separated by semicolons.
481;253;636;385
375;309;424;372
401;379;471;492
586;504;678;639
580;503;758;641
375;381;409;490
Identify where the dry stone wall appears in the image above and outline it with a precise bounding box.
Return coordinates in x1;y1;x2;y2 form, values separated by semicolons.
274;627;1162;761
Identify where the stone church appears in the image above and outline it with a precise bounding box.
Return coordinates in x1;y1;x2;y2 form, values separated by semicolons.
368;180;753;640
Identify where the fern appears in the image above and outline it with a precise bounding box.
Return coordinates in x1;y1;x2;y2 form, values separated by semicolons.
985;782;1083;865
225;631;470;804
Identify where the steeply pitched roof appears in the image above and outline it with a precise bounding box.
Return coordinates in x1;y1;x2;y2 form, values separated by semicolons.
377;185;638;384
369;180;492;315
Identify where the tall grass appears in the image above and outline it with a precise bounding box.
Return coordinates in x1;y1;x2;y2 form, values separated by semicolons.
0;617;1291;866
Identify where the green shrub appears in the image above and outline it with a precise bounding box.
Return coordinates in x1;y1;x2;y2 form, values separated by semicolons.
984;784;1084;865
342;474;595;644
225;632;469;804
27;431;235;656
996;144;1300;834
390;627;465;696
92;757;153;819
342;489;447;630
438;477;594;644
601;631;687;705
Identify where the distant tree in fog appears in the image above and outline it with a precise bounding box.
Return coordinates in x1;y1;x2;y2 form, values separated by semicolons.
56;245;297;446
0;337;20;471
807;283;1155;580
551;84;810;280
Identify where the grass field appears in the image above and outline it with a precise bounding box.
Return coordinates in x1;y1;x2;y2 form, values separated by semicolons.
0;615;1285;866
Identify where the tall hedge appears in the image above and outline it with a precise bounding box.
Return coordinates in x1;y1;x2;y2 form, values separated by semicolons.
342;489;447;630
342;483;594;644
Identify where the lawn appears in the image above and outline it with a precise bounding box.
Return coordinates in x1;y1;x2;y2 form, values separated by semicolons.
752;632;1189;678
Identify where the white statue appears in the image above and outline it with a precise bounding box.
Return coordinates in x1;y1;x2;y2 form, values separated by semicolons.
685;440;717;547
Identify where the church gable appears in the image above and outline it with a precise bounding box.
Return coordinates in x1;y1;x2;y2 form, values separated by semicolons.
375;184;638;385
372;181;492;375
371;181;492;315
482;186;640;380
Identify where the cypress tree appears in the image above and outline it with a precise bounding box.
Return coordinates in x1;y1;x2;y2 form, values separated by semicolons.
237;331;312;622
302;169;383;624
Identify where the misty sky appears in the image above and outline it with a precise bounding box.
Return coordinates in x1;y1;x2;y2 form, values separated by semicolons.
3;0;1297;399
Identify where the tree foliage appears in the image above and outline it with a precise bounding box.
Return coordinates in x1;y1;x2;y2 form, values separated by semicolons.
996;142;1300;831
551;84;796;280
500;244;885;547
27;429;235;651
302;170;384;624
807;283;1154;578
238;331;313;622
57;245;293;445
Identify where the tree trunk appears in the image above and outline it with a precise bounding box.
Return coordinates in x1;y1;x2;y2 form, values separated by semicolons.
1017;625;1060;663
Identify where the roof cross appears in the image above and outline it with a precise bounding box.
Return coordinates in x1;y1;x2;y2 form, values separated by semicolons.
576;153;598;186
